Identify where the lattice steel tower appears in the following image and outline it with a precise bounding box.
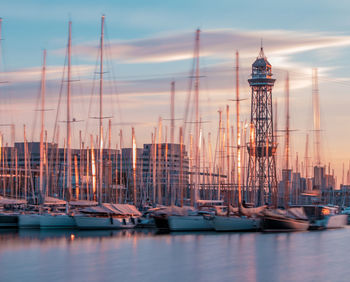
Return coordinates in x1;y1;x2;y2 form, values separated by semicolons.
247;47;277;206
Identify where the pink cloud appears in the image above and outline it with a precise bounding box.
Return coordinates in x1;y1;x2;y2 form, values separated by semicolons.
68;28;350;63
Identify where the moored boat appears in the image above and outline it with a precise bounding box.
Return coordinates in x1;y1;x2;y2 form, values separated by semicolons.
0;213;19;228
168;213;214;231
40;213;76;229
74;203;140;230
152;205;213;232
262;207;309;232
212;215;260;232
301;205;347;230
212;205;266;232
0;197;26;228
18;213;41;228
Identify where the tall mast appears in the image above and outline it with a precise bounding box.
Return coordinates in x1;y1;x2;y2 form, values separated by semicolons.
152;129;156;204
108;119;112;202
179;127;184;206
218;110;222;200
157;117;162;204
236;51;242;206
194;29;200;206
226;105;230;206
119;129;123;203
170;81;175;144
284;73;290;208
305;134;309;180
132;127;137;205
39;49;47;202
170;81;175;205
67;21;72;201
99;15;105;204
312;68;321;166
23;125;27;200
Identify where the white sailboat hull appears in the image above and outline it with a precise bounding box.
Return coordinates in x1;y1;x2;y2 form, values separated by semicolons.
40;214;76;229
315;214;348;229
168;215;214;231
213;216;261;231
74;216;135;230
18;214;41;228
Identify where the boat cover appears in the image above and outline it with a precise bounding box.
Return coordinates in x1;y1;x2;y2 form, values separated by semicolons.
239;205;267;217
264;207;308;220
0;196;27;205
287;207;308;220
81;205;113;214
110;204;141;216
69;200;99;207
44;196;66;205
152;205;196;216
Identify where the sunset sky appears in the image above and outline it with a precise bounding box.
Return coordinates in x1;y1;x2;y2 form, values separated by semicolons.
1;0;350;183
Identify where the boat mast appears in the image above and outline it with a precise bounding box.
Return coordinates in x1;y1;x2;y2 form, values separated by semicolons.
23;125;27;200
194;29;200;207
119;129;123;203
108;119;112;202
98;15;105;205
132;127;137;205
170;81;175;205
226;105;230;206
157;117;162;205
179;127;183;206
218;110;222;200
67;21;72;201
284;73;290;209
39;49;46;203
236;51;242;206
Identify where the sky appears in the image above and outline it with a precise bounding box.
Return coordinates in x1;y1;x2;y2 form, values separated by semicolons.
1;0;350;183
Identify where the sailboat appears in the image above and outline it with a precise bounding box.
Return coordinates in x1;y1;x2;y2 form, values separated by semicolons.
71;16;140;230
19;50;48;229
261;74;309;232
212;52;263;232
74;203;140;229
153;30;217;232
38;21;76;229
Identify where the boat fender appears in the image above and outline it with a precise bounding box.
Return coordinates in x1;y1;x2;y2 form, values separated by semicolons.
110;216;113;224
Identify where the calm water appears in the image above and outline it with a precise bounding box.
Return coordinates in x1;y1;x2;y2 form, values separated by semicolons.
0;228;350;282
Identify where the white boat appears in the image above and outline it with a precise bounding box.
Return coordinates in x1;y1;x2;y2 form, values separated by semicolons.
210;204;266;232
40;214;76;229
213;216;261;232
18;214;41;228
341;207;350;224
168;213;214;231
74;215;134;230
315;214;348;229
302;205;347;230
74;203;140;230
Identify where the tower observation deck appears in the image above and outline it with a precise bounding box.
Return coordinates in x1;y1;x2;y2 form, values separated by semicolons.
247;47;278;206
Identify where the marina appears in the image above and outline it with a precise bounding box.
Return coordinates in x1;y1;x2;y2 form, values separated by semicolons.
0;13;348;236
1;1;350;281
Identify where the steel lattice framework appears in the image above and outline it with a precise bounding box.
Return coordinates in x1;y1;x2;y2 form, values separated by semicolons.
247;47;278;206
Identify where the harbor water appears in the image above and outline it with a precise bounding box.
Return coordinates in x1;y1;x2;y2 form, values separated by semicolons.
1;228;350;282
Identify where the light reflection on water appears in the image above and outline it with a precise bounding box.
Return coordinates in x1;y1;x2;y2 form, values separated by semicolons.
1;228;350;282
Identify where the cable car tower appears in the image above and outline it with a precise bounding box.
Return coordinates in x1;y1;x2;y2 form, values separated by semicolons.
247;46;278;206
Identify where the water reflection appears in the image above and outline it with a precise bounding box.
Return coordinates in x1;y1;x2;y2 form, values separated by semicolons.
0;228;349;282
0;228;157;243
